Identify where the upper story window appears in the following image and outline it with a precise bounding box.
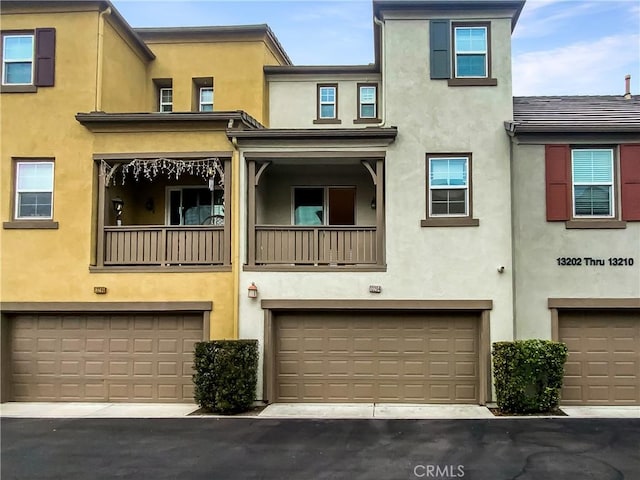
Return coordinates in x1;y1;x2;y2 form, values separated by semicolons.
199;87;213;112
544;144;640;227
453;26;488;78
356;83;378;123
2;34;34;85
1;29;55;92
429;20;496;86
159;87;173;112
314;84;341;124
572;149;614;218
422;153;479;227
15;160;54;219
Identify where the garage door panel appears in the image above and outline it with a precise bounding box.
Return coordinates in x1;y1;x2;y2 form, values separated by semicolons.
559;310;639;405
274;312;480;403
9;313;202;402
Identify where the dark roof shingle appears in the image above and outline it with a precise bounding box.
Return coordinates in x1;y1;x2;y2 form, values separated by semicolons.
508;96;640;133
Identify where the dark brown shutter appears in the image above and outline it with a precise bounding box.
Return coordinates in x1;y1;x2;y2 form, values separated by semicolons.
545;144;571;221
430;20;451;79
35;28;55;87
620;144;640;221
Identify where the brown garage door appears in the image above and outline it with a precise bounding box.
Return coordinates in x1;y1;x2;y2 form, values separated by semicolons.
559;310;640;405
9;313;203;402
274;311;479;403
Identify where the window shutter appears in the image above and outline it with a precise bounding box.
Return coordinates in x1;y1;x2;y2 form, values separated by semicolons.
35;28;55;87
430;20;450;79
545;144;571;221
620;144;640;221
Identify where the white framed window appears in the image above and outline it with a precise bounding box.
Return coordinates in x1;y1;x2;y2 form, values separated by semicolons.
199;87;213;112
2;34;34;85
358;85;377;119
318;85;337;119
428;157;469;216
166;186;224;225
572;148;614;218
454;26;488;78
159;87;173;112
15;161;54;219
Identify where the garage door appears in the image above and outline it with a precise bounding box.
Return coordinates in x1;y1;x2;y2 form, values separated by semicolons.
559;310;640;405
274;311;479;403
9;313;203;402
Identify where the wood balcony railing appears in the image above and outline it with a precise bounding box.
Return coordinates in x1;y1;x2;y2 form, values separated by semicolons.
103;225;225;266
253;225;378;266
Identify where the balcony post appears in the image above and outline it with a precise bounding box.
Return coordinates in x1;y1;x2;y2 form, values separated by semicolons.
376;158;385;266
96;163;106;267
223;158;232;266
247;160;256;267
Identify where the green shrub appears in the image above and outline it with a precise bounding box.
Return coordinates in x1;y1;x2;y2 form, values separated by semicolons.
193;340;258;414
492;339;568;413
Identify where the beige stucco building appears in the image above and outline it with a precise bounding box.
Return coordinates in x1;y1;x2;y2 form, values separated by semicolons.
2;0;638;406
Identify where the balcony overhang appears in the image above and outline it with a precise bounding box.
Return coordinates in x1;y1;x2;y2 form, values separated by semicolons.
76;111;264;131
227;127;398;148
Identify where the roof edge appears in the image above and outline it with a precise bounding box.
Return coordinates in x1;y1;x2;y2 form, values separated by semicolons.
75;111;264;129
264;65;379;76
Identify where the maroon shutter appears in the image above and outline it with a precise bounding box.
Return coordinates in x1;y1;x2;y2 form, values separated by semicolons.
620;144;640;221
34;28;55;87
545;144;571;221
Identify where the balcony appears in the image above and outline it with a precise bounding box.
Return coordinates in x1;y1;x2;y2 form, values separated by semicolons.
245;154;385;271
93;153;231;271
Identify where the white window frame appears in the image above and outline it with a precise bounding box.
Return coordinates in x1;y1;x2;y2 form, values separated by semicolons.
571;148;615;219
453;26;488;79
358;85;377;119
428;157;469;217
199;86;213;112
15;161;54;220
2;34;34;86
318;85;337;119
159;87;173;113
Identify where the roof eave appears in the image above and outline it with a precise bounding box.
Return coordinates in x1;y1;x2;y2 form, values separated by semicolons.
75;111;264;129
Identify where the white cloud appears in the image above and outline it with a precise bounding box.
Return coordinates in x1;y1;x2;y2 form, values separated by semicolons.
513;33;640;95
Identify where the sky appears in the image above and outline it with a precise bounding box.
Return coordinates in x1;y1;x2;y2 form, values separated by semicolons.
111;0;640;96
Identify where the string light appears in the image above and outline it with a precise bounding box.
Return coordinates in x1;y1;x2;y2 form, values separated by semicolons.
100;158;224;186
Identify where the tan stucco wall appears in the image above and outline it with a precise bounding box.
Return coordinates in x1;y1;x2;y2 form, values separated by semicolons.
144;41;269;121
268;75;382;128
100;18;148;112
512;141;640;339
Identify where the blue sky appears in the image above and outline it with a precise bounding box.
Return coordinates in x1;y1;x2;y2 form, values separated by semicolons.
112;0;640;96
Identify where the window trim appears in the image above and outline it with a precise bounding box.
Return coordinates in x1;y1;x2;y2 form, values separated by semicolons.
422;153;479;227
355;83;380;123
1;31;34;87
8;158;55;226
314;83;341;124
192;76;214;112
570;147;617;221
448;22;497;87
159;87;173;113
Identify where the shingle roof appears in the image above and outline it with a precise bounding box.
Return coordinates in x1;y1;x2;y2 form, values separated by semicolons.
507;96;640;134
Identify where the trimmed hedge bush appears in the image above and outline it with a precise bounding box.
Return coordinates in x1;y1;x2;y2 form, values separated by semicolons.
193;340;258;414
492;339;568;413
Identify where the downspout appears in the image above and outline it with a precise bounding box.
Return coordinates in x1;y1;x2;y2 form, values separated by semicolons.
507;129;518;340
95;6;111;111
373;16;386;127
230;129;240;340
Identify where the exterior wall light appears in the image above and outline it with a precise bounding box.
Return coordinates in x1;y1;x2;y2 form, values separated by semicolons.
248;282;258;299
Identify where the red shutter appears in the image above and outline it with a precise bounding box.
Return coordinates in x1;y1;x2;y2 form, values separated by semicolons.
34;28;55;87
545;144;571;221
620;144;640;221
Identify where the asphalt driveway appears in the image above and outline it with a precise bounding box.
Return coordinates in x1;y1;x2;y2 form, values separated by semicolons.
2;417;638;479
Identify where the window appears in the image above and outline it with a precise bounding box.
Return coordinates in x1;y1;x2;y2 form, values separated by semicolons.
356;83;378;122
429;20;496;86
293;187;356;226
2;34;33;85
159;88;173;112
15;161;54;219
422;153;478;227
572;149;614;218
167;186;224;225
454;26;488;78
199;87;213;112
315;84;340;123
1;29;55;91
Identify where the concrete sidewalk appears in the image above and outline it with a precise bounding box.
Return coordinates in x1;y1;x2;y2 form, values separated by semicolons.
2;402;638;419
